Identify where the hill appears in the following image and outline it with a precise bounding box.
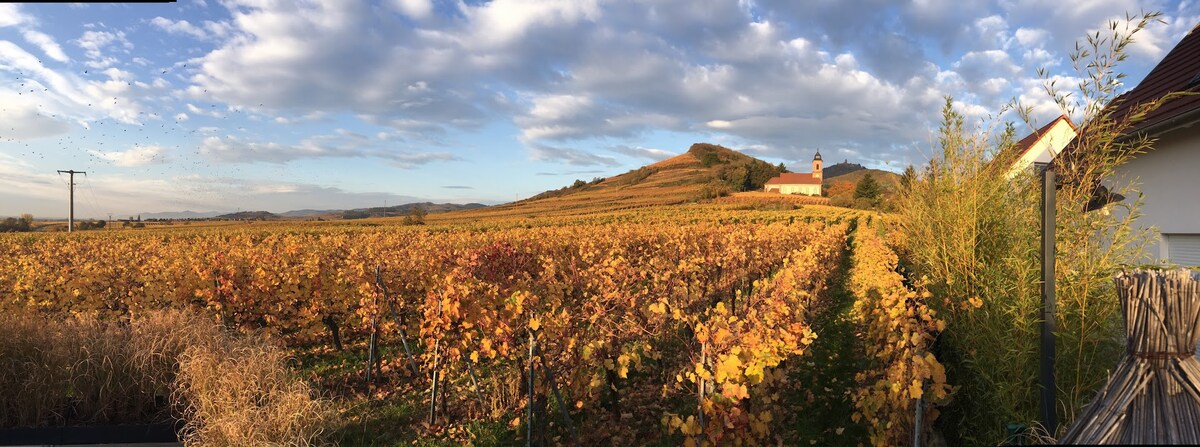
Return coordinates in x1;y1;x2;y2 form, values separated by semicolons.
142;210;223;219
432;143;786;222
147;203;486;221
215;211;279;220
822;168;902;208
823;161;866;179
336;202;487;220
279;209;338;218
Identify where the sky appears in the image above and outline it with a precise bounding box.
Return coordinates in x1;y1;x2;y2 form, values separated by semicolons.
0;0;1196;218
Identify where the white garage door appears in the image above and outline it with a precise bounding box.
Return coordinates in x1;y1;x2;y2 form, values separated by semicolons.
1165;234;1200;267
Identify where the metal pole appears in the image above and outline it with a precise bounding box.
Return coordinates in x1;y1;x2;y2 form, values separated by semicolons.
527;331;535;447
69;175;74;232
57;170;85;232
913;390;924;447
1040;166;1057;436
366;289;378;389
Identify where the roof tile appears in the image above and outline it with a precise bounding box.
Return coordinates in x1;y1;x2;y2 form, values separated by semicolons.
765;173;821;185
1107;22;1200;134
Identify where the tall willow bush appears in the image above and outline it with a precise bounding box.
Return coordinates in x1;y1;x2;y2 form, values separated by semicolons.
894;12;1165;444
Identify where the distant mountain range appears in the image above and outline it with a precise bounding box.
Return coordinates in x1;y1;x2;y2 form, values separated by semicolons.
141;210;223;219
142;202;488;221
279;209;338;217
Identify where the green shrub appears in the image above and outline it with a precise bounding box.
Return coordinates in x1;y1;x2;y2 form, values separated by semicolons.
895;12;1161;443
698;181;733;199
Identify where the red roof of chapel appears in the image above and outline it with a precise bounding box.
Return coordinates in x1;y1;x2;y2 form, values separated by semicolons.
765;173;821;185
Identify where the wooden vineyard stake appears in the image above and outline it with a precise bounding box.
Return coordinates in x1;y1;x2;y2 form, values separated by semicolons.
545;365;580;446
366;276;379;390
375;267;420;376
527;329;536;447
428;297;444;425
463;353;487;415
698;342;706;439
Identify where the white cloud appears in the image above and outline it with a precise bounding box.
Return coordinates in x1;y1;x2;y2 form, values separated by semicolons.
198;134;456;167
458;0;602;48
1014;27;1049;47
73;30;132;69
954;50;1020;84
529;143;619;167
391;0;433;19
611;145;676;161
974;15;1011;49
91;145;170;167
516;93;680;143
0;4;29;28
150;17;209;39
21;29;69;62
3;0;1165;174
0;40;153;127
0;92;71;139
175;112;189;121
178;0;989;165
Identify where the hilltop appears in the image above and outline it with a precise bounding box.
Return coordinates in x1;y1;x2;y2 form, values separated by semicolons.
822;160;867;178
433;143;787;222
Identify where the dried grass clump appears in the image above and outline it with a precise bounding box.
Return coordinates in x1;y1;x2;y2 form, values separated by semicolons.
129;309;226;405
175;339;334;447
0;310;172;427
0;308;332;446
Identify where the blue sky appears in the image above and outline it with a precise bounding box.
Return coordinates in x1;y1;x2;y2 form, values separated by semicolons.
0;0;1196;218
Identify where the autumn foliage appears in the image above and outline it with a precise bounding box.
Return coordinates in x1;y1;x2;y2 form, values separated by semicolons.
0;212;855;443
848;222;950;446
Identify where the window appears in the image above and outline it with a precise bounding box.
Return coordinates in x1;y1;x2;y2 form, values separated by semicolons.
1165;234;1200;267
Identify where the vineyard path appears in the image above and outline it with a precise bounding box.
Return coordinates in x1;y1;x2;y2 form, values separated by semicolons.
784;226;869;446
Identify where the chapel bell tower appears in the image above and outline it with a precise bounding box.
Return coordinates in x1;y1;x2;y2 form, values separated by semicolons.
812;150;823;180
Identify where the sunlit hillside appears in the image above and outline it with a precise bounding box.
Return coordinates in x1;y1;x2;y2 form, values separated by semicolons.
428;143;796;223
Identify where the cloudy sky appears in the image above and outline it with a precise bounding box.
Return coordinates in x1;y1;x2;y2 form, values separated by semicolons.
0;0;1196;218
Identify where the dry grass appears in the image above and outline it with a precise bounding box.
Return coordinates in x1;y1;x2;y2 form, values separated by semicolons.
0;309;332;446
175;340;333;446
0;310;174;427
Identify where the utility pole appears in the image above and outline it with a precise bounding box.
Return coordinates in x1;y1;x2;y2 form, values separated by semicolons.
57;170;86;233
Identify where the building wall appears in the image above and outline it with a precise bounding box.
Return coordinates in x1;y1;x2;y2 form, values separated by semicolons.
1006;120;1077;179
1112;126;1200;263
778;184;821;195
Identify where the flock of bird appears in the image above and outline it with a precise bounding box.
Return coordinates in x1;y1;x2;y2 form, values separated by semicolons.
1;65;265;215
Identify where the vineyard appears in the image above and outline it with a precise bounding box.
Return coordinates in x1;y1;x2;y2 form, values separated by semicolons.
0;205;944;445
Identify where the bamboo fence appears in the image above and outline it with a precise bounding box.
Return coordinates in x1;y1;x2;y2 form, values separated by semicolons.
1060;268;1200;444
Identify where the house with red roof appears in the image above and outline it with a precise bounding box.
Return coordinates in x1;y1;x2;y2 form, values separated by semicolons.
765;151;823;195
1004;115;1077;178
1104;22;1200;265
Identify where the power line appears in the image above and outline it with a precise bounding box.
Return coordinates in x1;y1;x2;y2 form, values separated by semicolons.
79;174;103;221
